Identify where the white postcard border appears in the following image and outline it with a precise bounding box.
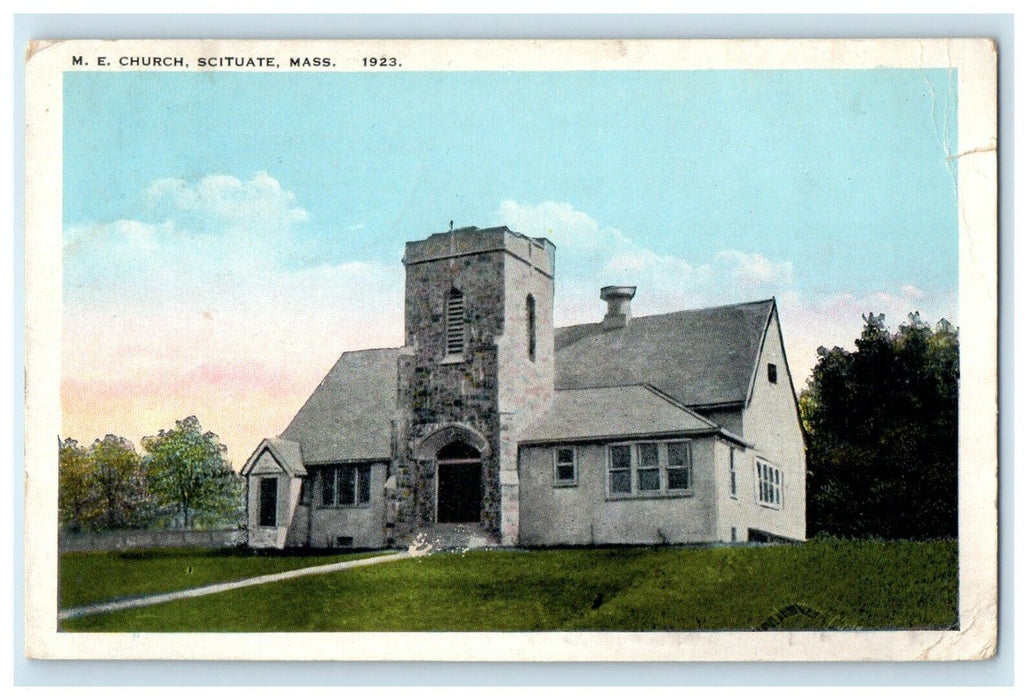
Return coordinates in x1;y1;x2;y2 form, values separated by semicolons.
23;38;999;662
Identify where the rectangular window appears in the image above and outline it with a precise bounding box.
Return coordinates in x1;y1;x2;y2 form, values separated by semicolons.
337;466;355;505
636;443;660;491
755;459;783;508
665;442;690;491
321;468;336;506
259;477;278;527
554;446;577;485
768;362;778;384
608;440;692;497
357;467;371;504
609;445;632;494
321;465;372;506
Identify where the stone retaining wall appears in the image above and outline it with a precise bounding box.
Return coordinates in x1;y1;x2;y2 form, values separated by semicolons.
59;528;246;553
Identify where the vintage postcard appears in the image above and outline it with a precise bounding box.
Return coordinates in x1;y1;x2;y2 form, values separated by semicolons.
23;38;998;661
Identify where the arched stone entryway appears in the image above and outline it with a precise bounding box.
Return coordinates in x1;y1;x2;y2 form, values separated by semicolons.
435;441;482;523
414;424;489;525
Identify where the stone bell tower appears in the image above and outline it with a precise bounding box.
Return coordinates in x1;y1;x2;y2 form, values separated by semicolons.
393;226;555;545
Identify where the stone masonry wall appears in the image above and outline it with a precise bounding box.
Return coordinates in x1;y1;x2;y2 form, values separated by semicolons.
398;250;507;534
496;243;555;544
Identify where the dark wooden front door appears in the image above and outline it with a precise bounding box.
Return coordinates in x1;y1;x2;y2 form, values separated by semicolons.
437;461;482;523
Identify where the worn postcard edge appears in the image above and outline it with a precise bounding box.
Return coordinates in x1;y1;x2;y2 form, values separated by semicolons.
22;38;999;662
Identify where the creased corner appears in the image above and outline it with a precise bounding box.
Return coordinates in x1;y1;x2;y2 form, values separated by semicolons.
26;40;59;64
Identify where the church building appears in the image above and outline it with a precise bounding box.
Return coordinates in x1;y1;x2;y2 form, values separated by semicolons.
242;225;806;549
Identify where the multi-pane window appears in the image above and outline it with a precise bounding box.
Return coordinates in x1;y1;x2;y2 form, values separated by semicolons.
666;442;690;490
554;446;577;485
445;288;465;356
609;445;632;494
637;443;660;491
320;465;372;507
609;441;692;496
755;460;783;508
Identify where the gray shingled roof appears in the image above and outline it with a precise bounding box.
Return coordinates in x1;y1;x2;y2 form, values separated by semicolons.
280;348;399;464
554;299;774;407
265;438;306;476
520;385;719;444
240;437;306;477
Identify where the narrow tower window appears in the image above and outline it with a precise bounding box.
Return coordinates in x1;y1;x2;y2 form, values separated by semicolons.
445;288;465;356
526;294;537;361
729;445;737;498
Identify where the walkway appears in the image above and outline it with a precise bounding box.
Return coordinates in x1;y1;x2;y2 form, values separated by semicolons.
59;546;428;621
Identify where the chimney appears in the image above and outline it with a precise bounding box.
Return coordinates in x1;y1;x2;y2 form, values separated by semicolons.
600;286;636;329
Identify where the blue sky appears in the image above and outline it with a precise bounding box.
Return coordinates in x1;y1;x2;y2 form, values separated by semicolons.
61;68;959;463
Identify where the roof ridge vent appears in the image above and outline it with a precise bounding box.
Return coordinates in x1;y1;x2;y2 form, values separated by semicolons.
600;286;636;329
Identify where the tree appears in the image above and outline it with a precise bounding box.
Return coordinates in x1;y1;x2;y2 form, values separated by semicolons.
142;416;243;529
58;437;96;531
59;435;150;531
800;312;959;539
89;434;151;529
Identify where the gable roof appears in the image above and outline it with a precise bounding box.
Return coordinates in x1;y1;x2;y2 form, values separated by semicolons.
520;384;728;445
554;299;775;408
280;348;399;464
240;437;306;477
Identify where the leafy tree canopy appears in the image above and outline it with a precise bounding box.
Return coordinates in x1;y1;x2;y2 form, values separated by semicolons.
59;437;94;531
90;434;151;529
58;435;150;531
142;416;243;530
800;312;959;539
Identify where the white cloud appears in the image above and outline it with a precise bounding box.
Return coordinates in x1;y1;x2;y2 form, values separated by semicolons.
716;250;794;288
497;200;631;253
64;219;166;257
65;172;324;308
145;171;308;234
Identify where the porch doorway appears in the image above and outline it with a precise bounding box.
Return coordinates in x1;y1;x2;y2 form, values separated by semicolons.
436;441;482;523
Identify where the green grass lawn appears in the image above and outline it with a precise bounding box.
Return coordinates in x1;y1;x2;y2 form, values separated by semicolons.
59;547;385;609
60;539;957;632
